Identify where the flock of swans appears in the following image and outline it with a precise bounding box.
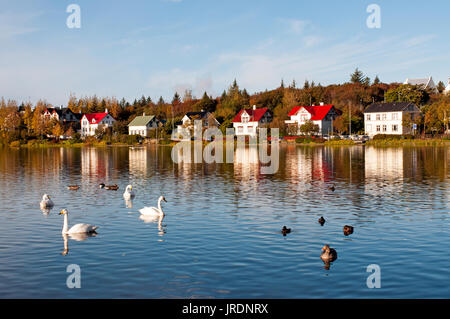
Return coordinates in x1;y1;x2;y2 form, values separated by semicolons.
39;184;168;249
40;184;352;268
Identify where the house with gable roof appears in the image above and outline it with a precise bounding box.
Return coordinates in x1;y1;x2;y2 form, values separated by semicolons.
232;106;272;137
128;113;161;137
284;103;340;136
364;102;422;137
81;109;116;137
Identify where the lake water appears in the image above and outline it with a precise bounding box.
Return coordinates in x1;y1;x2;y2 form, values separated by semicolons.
0;145;449;298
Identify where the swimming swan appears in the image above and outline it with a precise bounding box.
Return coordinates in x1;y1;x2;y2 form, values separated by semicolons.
139;196;167;216
59;209;98;235
123;185;135;200
40;194;54;209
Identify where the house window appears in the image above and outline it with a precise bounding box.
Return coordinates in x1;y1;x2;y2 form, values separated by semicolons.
392;125;398;132
382;114;387;120
376;125;380;132
382;125;387;132
242;116;249;123
392;113;398;120
238;126;243;133
366;114;371;121
376;114;380;121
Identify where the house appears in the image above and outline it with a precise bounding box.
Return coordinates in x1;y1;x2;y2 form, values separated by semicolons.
284;103;340;135
404;76;438;94
177;111;220;137
232;106;272;137
43;107;56;120
444;78;450;95
364;102;422;137
51;107;81;123
128;114;160;137
81;109;116;137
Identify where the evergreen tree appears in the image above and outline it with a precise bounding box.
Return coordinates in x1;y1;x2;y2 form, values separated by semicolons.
303;80;310;89
350;68;365;84
172;92;181;105
373;75;380;85
437;81;445;93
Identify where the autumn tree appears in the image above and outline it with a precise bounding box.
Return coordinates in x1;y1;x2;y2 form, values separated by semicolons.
385;84;430;106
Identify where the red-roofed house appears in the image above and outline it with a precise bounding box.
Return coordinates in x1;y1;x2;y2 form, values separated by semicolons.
232;106;272;137
285;103;340;135
81;109;116;137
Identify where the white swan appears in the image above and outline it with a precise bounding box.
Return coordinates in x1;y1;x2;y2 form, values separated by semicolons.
139;196;167;216
123;185;135;200
59;209;99;235
40;194;54;209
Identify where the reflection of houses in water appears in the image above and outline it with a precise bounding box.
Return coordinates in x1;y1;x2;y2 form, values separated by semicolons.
129;148;147;176
233;144;261;183
364;147;404;194
285;147;334;184
81;148;109;181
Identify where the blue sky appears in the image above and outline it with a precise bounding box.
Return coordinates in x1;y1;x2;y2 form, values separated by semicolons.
1;0;449;105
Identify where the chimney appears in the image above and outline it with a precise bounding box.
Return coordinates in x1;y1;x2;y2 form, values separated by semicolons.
143;112;145;116
105;108;108;114
253;105;256;110
320;102;324;106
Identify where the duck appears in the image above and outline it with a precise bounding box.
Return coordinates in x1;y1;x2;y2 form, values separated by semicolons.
343;225;354;236
99;183;105;189
67;185;80;191
123;185;135;200
59;209;99;235
320;245;338;262
105;184;119;191
40;194;54;209
318;216;326;226
139;196;167;216
328;185;336;191
281;226;291;236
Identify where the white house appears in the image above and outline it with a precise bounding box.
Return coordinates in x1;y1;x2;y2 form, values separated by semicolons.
404;76;438;94
81;109;116;137
128;114;160;137
444;78;450;95
364;102;422;137
176;111;220;139
285;103;340;135
232;106;272;137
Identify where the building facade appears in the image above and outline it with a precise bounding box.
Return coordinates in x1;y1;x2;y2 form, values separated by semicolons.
285;104;339;135
232;106;272;137
364;102;421;137
81;110;116;137
128;114;160;137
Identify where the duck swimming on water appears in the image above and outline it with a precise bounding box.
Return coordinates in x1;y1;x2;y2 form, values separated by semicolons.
343;225;354;236
318;216;326;226
105;184;119;191
320;245;337;262
67;185;80;191
281;226;291;236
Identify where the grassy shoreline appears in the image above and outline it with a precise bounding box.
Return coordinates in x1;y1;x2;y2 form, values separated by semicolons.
4;137;450;149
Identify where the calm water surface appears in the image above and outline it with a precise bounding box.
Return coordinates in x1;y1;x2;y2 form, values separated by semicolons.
0;145;449;298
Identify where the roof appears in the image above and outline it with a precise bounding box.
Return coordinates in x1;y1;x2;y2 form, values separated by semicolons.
404;76;436;90
52;108;75;117
364;102;419;113
184;111;209;120
82;113;112;124
288;105;334;120
232;107;270;123
128;115;156;127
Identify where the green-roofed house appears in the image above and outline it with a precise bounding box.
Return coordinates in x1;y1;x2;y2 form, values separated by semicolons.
128;113;160;137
